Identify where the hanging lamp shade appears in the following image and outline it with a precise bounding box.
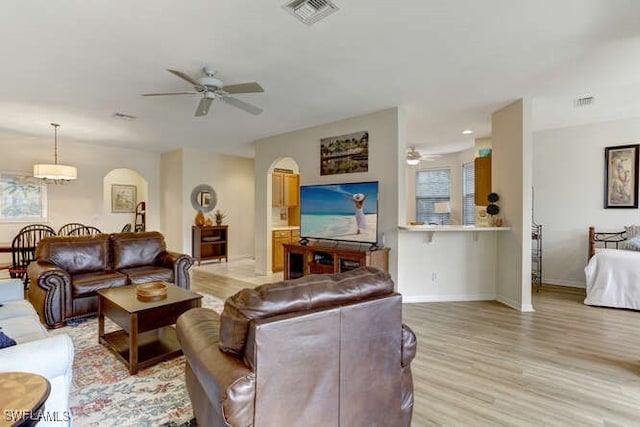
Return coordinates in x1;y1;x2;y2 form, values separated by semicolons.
33;163;77;180
33;123;77;183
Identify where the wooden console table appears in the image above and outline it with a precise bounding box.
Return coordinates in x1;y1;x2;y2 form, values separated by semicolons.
283;242;389;280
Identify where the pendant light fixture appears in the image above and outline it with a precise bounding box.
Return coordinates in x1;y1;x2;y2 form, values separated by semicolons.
33;123;77;183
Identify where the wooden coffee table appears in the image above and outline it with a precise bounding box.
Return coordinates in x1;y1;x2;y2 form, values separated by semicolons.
98;283;202;375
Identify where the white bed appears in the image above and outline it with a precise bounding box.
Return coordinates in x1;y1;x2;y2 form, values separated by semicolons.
584;247;640;310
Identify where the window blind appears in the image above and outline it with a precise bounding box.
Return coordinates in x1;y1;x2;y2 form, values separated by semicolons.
462;162;475;225
416;168;451;224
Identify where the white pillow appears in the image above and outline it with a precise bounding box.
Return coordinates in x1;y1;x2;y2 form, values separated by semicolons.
621;225;640;251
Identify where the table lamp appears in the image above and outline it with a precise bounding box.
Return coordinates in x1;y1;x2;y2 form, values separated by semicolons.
434;202;451;225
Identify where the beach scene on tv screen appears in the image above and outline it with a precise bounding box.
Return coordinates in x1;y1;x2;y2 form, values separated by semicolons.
300;182;378;244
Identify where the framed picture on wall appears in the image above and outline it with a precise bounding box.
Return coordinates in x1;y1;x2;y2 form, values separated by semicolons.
111;184;137;213
604;144;639;209
320;131;369;175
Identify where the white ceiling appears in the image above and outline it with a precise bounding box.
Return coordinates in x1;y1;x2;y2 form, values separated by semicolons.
1;0;640;158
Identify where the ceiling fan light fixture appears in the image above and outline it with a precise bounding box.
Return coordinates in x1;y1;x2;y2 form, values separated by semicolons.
406;146;422;165
33;123;77;184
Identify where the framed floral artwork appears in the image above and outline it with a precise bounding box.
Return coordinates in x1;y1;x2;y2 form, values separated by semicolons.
604;144;639;209
111;184;137;213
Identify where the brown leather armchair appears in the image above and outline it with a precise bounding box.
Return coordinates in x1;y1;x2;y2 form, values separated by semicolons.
27;231;193;328
176;267;416;427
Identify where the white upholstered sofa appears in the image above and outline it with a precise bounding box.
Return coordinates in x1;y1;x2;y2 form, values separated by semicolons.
0;279;74;426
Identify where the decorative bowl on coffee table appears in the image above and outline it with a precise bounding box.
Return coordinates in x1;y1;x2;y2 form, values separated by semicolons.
136;282;168;301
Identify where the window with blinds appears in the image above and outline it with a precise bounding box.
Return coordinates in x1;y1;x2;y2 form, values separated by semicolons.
416;168;451;224
462;162;475;225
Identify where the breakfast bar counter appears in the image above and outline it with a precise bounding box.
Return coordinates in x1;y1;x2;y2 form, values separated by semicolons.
397;225;512;302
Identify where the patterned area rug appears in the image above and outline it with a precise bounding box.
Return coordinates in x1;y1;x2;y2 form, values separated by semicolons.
50;293;225;427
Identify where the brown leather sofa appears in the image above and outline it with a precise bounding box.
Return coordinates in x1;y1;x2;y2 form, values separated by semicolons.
176;267;416;427
27;231;193;328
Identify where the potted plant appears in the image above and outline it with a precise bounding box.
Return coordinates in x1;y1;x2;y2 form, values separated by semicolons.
214;210;226;226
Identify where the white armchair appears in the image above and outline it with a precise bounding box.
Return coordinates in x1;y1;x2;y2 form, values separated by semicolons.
0;279;74;426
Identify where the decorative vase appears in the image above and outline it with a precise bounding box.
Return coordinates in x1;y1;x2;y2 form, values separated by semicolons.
216;218;222;226
195;211;205;226
205;217;213;226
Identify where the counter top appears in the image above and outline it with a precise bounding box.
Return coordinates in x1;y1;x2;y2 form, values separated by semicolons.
398;225;510;232
272;226;300;231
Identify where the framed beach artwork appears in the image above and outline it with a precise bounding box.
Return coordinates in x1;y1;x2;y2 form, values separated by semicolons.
320;131;369;176
111;184;137;213
604;144;639;209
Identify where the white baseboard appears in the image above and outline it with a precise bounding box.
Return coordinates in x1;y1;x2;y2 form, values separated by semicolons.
542;278;585;289
496;295;535;312
402;293;496;303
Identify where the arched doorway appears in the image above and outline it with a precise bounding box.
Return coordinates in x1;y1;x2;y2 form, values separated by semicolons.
103;168;148;233
267;157;300;274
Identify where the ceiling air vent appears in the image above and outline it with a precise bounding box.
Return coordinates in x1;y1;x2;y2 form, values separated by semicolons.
283;0;338;25
112;112;137;121
575;96;594;107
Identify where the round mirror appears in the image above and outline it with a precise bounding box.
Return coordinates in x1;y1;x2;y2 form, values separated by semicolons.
190;184;217;213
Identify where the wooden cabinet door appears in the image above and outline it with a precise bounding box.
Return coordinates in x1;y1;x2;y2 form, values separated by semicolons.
272;173;284;207
474;156;492;206
272;230;290;272
283;174;299;207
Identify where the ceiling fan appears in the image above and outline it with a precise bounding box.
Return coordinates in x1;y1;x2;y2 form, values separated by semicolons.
406;147;440;165
142;67;264;116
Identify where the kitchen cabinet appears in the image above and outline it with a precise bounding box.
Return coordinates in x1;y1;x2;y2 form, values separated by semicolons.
272;173;299;207
474;156;492;206
272;228;299;272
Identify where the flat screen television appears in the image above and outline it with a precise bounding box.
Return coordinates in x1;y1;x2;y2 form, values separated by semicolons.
299;181;379;245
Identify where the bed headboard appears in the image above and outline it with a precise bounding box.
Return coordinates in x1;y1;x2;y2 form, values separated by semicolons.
588;226;627;260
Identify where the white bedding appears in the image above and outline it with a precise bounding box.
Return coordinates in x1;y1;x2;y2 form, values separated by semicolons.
584;248;640;310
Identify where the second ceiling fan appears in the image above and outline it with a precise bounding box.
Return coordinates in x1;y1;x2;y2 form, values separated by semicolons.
143;67;264;116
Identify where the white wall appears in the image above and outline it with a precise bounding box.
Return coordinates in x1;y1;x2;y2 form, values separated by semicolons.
492;99;534;312
533;116;640;286
181;149;255;259
406;148;474;225
254;108;402;280
0;133;159;243
160;149;183;252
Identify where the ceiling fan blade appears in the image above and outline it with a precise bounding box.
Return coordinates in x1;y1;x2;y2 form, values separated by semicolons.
222;82;264;94
195;97;213;117
167;69;203;88
142;91;198;96
222;95;263;115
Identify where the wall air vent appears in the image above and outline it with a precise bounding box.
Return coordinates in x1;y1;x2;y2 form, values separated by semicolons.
575;96;594;107
283;0;338;25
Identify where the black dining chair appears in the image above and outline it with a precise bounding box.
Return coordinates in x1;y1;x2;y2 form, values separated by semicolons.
9;224;56;287
67;225;102;236
121;223;132;232
58;222;85;236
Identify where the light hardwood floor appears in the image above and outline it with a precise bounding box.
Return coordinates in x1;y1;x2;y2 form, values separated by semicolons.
191;269;640;426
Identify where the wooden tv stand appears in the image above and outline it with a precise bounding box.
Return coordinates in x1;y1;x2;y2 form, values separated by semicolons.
283;242;390;280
